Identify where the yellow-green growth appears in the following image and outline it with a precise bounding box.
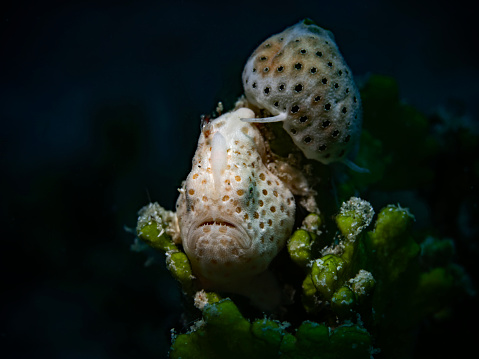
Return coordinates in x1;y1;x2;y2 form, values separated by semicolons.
331;286;356;317
330;324;372;359
166;251;194;293
136;202;194;293
287;229;313;269
301;274;319;313
294;321;330;355
251;318;285;349
336;197;374;241
348;269;375;299
365;205;419;281
311;254;346;300
136;202;177;252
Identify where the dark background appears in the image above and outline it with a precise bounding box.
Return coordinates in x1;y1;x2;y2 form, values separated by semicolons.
1;0;477;358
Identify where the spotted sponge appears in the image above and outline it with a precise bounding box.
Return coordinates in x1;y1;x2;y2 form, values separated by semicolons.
242;19;362;166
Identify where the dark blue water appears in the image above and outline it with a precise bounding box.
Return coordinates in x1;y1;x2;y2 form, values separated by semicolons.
1;1;477;358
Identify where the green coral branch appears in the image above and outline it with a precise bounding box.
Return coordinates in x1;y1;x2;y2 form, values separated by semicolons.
136;202;195;294
288;197;376;317
170;298;374;359
136;202;177;252
363;204;419;281
285;196;473;358
287;229;314;269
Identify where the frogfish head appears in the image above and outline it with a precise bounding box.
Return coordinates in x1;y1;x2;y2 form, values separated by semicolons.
176;108;296;289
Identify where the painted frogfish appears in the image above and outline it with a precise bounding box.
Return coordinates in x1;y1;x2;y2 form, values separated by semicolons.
242;19;363;170
174;108;296;309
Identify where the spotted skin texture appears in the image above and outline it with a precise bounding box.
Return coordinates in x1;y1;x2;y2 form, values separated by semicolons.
176;108;296;291
242;20;362;164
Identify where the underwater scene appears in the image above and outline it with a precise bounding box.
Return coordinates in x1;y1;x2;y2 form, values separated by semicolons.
2;1;478;358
